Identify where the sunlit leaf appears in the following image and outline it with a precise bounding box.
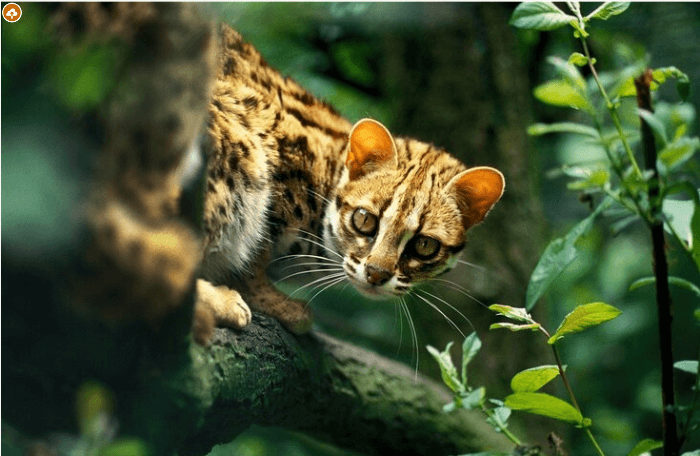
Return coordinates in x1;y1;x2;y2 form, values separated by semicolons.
568;52;589;67
534;80;589;110
486;406;512;430
488;304;534;323
674;360;699;375
526;199;610;310
567;168;610;191
547;56;587;92
548;302;622;345
509;2;577;31
626;438;663;456
505;392;583;424
427;343;463;394
511;365;563;393
586;2;631;21
658;137;700;173
527;122;599;138
100;438;150;456
462;333;482;385
489;322;541;332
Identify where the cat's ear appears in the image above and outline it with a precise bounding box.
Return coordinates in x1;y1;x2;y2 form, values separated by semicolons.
447;166;505;227
346;118;398;180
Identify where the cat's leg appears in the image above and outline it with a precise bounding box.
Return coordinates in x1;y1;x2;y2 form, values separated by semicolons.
239;273;314;335
194;278;252;343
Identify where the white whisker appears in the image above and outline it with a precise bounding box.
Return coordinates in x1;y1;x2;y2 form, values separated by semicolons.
286;272;347;299
274;267;344;285
298;234;344;260
413;290;467;340
400;296;419;382
307;275;346;304
456;259;486;271
279;261;343;272
417;288;475;334
270;253;340;265
429;278;488;309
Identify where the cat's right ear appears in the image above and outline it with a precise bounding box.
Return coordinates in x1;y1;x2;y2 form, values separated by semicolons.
346;119;398;180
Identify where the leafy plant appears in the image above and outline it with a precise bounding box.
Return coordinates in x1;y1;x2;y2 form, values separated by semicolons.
506;2;700;456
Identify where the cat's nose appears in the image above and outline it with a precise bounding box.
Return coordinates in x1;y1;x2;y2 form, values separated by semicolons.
365;265;392;286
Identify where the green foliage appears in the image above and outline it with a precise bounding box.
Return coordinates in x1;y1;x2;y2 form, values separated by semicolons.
547;302;622;345
625;439;664;456
504;392;586;425
508;2;700;455
510;365;563;393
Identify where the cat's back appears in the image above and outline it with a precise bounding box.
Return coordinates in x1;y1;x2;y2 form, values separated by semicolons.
202;25;351;278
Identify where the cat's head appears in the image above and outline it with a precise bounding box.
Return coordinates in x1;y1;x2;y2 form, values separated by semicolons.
323;119;504;299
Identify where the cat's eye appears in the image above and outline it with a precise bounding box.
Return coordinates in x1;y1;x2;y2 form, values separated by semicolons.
352;208;378;237
410;235;440;260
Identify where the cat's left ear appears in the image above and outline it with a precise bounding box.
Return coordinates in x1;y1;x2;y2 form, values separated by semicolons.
346;119;398;180
447;166;505;227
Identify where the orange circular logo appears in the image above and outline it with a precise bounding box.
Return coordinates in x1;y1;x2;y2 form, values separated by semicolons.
3;3;22;22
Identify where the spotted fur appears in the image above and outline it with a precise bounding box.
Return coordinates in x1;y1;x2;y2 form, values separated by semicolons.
200;25;505;335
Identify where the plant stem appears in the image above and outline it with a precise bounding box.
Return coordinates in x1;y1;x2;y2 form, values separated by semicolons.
579;37;643;179
551;344;606;456
635;69;679;456
480;405;522;446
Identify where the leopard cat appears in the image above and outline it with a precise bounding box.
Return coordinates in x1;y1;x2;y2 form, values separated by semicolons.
194;24;505;341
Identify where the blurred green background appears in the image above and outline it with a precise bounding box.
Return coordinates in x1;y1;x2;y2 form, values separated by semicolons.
3;3;699;456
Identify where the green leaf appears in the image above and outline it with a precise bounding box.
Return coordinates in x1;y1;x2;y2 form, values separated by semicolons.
652;66;692;103
526;199;610;310
682;450;700;456
427;343;463;393
585;2;631;21
461;333;482;386
534;80;589;110
663;197;696;243
674;360;699;375
527;122;599;138
76;381;113;437
100;438;150;456
638;108;669;148
626;438;663;456
548;302;622;345
568;52;589;67
486;406;512;429
505;392;584;424
567;168;611;191
547;56;587;92
511;365;563;393
509;2;577;31
693;197;700;273
460;387;486;410
490;322;541;332
629;276;700;299
658;137;700;174
488;304;534;323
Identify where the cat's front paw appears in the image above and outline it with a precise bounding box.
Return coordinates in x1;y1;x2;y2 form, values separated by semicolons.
196;279;252;330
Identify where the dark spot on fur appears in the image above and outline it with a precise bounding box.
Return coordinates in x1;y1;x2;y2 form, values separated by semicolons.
207;181;216;193
307;186;318;212
346;263;356;274
243;96;258;109
218;205;227;216
261;78;272;91
226;176;235;190
335;195;343;209
223;57;236;76
277;136;311;161
284;189;294;203
128;241;144;261
228;154;239;171
292;91;315;106
294;206;303;219
285;107;346;139
212;99;224;111
289;243;302;255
